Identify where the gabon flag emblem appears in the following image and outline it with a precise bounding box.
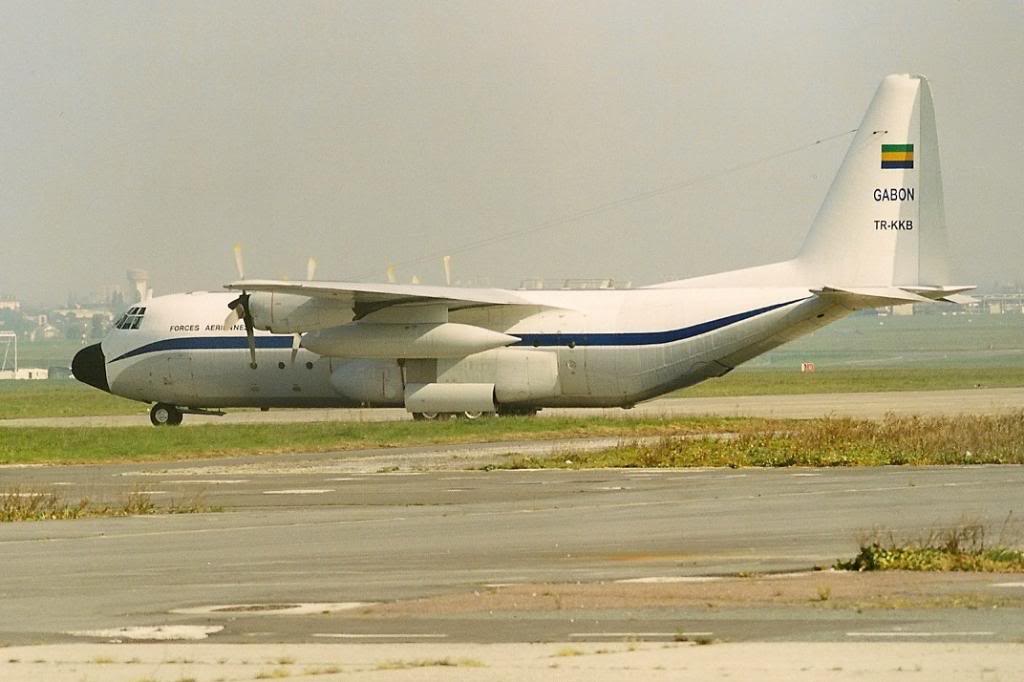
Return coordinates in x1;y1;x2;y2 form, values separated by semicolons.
881;144;914;170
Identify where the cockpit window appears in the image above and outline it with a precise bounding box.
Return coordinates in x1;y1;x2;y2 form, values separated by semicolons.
114;306;147;330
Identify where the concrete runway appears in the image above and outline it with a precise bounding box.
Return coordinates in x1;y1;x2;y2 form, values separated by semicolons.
2;440;1023;647
3;386;1023;427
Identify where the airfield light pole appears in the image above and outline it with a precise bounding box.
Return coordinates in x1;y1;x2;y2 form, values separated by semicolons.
0;331;16;375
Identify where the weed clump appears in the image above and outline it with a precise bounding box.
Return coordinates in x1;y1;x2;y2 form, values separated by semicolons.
501;413;1024;469
0;489;212;522
836;519;1024;572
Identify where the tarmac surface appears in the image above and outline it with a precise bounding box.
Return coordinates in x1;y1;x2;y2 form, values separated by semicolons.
3;390;1023;678
2;444;1023;646
3;386;1023;427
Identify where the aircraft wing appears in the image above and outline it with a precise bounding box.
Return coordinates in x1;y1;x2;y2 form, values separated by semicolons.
225;279;534;318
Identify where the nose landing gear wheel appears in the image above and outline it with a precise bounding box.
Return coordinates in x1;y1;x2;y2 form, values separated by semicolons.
150;403;183;426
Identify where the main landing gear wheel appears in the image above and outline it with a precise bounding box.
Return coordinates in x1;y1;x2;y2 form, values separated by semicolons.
412;411;493;421
150;403;183;426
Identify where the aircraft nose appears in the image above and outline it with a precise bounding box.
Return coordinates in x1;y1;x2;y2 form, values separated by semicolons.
72;343;109;392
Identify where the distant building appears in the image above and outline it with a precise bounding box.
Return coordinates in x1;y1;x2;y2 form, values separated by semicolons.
0;298;20;311
127;269;150;303
0;368;48;380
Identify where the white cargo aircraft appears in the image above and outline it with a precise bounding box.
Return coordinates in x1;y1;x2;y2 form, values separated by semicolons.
74;74;972;425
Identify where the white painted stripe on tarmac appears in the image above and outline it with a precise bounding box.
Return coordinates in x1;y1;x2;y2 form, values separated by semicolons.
175;602;373;615
164;479;249;484
570;632;712;638
991;582;1024;588
68;625;224;640
263;489;335;495
615;576;720;584
846;631;995;638
314;633;447;639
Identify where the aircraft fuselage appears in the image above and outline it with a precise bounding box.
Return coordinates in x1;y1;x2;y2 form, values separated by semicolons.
78;286;843;412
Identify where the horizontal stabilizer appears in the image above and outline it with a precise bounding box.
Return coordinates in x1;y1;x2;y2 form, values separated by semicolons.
813;286;937;309
813;283;977;310
939;293;978;305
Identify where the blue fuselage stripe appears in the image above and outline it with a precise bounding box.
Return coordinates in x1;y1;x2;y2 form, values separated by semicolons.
513;297;807;347
108;297;809;362
109;336;294;363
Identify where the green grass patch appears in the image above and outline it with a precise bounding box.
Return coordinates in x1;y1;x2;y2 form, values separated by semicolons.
0;489;214;522
677;366;1024;398
0;416;747;465
749;312;1024;368
3;365;1023;421
0;381;144;419
836;521;1024;572
496;413;1024;469
6;338;89;369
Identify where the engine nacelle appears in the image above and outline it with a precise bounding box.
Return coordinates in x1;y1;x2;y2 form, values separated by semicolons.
303;322;518;359
330;359;404;404
248;293;354;333
404;382;496;414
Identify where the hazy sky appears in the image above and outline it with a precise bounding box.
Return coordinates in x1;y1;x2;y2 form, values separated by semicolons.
2;1;1021;306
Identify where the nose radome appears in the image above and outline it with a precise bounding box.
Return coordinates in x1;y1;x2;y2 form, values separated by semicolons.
72;343;109;392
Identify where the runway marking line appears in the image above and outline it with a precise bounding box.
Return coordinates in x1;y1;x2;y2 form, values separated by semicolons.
846;631;995;638
991;582;1024;588
173;602;374;615
162;479;249;484
67;625;224;641
263;489;335;495
615;576;721;584
314;633;448;639
570;632;713;638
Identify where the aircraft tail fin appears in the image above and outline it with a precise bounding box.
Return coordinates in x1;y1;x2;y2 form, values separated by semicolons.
796;74;957;289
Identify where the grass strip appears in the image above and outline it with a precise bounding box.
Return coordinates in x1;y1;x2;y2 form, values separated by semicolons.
836;521;1024;572
0;381;144;420
5;366;1024;420
0;416;748;465
496;413;1024;469
674;366;1024;398
0;489;214;522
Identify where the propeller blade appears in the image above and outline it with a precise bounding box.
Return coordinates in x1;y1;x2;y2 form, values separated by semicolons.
443;255;452;286
291;333;301;364
227;292;257;368
233;244;245;279
306;257;317;281
244;311;257;369
223;306;241;329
